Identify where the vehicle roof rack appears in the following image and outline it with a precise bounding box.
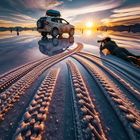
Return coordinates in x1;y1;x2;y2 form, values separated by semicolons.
46;10;61;17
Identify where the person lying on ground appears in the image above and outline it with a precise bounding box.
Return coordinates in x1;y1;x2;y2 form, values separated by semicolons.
98;37;140;66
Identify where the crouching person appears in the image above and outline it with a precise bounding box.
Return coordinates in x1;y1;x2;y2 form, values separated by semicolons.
98;37;140;66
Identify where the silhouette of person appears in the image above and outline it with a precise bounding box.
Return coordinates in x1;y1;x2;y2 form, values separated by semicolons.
99;37;140;65
16;28;19;36
10;28;12;33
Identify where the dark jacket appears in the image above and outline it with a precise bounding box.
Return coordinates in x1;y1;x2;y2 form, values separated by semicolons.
100;40;119;54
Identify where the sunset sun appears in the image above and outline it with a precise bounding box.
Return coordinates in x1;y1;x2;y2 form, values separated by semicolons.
85;21;93;28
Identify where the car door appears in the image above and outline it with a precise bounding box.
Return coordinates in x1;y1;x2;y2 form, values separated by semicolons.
60;19;70;33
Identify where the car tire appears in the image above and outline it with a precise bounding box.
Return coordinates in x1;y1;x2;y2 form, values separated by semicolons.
69;29;74;36
41;32;47;37
40;22;44;28
52;28;59;38
69;36;74;43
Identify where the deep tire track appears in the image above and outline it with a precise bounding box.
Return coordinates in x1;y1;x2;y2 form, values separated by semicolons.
0;57;50;92
77;52;140;102
0;43;83;122
67;60;107;140
0;43;83;93
14;68;60;140
78;52;140;87
70;58;129;140
73;55;140;140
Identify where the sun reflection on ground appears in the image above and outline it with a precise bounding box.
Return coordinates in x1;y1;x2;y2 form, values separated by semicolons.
85;29;93;36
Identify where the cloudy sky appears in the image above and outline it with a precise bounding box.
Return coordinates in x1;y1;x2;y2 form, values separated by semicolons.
0;0;140;27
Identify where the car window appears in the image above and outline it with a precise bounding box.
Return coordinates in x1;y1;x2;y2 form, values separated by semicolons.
61;19;68;24
40;17;47;21
51;18;58;23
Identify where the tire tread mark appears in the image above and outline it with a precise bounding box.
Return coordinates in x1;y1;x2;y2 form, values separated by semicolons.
73;55;140;140
67;60;107;140
0;44;83;121
0;57;50;92
77;53;140;101
78;52;140;81
14;68;60;140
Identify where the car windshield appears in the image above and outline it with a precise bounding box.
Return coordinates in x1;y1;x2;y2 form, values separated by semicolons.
60;19;68;24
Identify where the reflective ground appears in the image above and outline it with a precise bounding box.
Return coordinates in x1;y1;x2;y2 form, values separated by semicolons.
0;30;140;74
0;30;140;140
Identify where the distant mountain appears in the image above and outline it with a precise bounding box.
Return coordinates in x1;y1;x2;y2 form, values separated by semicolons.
0;27;36;31
98;24;140;33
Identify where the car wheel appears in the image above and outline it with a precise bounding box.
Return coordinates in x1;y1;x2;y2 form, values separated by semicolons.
52;28;59;38
41;32;47;37
69;29;74;36
69;36;74;43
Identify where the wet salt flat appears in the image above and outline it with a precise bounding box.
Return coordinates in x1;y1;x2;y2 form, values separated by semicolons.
0;30;140;74
0;30;140;140
76;30;140;55
1;30;140;57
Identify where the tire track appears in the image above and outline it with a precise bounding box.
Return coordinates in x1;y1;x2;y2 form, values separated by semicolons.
0;57;50;92
0;42;83;93
14;68;60;140
67;60;107;140
78;52;140;85
0;43;83;122
77;52;140;102
73;55;140;140
0;57;48;79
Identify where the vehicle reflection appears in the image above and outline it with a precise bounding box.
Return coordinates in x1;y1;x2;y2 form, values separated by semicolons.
38;36;74;56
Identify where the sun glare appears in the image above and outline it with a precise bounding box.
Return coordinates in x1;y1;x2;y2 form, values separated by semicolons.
85;29;93;36
85;21;93;28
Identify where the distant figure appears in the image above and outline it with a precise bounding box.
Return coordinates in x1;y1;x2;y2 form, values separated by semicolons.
98;37;140;65
10;28;12;33
16;28;19;36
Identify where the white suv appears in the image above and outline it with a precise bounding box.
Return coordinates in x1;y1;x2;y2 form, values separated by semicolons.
37;16;75;37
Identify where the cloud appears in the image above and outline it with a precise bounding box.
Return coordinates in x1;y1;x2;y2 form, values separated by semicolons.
10;13;37;22
0;13;37;27
0;19;14;24
111;11;140;18
0;19;20;27
102;5;140;25
0;0;63;27
0;19;35;27
60;0;123;21
113;6;140;13
23;0;63;10
0;0;125;27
